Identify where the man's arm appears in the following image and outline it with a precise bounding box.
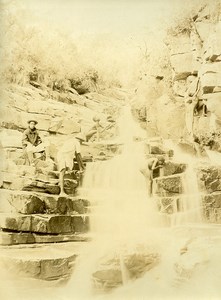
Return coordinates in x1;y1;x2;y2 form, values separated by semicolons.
151;158;159;170
22;130;30;148
36;132;42;146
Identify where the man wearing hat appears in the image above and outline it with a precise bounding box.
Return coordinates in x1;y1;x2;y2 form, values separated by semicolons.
57;132;86;196
22;120;48;165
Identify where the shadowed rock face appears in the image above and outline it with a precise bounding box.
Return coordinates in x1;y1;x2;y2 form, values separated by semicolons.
153;174;183;197
196;166;221;193
202;192;221;223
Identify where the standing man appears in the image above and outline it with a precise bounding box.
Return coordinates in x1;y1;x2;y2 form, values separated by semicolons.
57;132;85;196
22;120;49;165
140;156;165;197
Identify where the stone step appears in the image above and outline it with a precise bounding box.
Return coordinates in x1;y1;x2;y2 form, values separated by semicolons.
153;174;184;197
0;231;91;245
0;242;85;281
154;192;221;224
0;171;79;195
0;189;90;214
0;213;89;234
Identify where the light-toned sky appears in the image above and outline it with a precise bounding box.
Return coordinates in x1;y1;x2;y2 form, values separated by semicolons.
3;0;185;37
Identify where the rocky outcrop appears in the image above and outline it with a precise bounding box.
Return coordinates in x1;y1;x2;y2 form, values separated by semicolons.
132;5;221;153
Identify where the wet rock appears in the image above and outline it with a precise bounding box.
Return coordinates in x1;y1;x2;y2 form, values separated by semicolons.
31;215;74;234
202;192;221;223
92;250;159;291
196;166;221;193
156;196;180;214
0;190;45;214
163;162;187;176
153;174;184;196
93;269;122;290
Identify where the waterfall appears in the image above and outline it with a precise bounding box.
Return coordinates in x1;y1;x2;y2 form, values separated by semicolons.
79;104;158;241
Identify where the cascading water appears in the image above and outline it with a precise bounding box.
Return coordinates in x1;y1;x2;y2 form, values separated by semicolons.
79;104;158;241
64;114;221;300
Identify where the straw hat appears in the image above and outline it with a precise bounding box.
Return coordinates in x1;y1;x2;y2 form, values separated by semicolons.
27;120;38;125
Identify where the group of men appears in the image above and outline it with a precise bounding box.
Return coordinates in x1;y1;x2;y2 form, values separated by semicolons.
22;120;85;196
22;119;165;197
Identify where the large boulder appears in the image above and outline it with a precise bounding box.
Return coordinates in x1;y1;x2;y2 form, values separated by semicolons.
196;166;221;193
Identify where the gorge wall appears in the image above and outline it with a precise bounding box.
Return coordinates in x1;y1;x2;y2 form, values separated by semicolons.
132;3;221;152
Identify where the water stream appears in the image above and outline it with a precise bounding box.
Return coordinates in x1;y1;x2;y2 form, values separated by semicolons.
61;104;221;300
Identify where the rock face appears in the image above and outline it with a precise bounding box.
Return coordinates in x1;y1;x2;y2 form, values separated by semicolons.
202;192;221;223
132;6;221;152
153;174;184;197
196;166;221;193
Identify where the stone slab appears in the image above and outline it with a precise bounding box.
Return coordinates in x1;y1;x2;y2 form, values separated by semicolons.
0;245;77;281
153;174;184;197
0;214;89;234
196;166;221;193
0;189;45;214
0;231;90;245
0;189;90;215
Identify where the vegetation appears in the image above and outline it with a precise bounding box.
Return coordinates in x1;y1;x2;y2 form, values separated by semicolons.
0;2;134;92
167;0;221;37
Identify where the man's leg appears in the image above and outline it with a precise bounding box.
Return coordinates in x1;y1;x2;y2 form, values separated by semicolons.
59;168;67;196
25;148;35;165
34;142;50;160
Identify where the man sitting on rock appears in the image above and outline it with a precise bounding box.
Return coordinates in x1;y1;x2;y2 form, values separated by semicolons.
140;156;165;197
22;120;49;166
57;132;85;196
86;116;104;142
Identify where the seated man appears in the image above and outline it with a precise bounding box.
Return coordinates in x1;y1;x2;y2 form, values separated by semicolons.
86;116;103;142
22;120;49;165
57;132;85;196
140;156;165;197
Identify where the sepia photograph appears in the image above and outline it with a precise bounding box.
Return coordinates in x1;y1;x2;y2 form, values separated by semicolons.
0;0;221;299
